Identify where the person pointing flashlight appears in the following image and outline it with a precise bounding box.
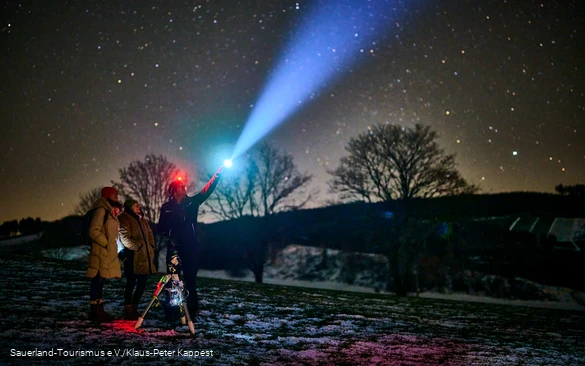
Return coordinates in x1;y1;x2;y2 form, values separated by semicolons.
158;165;224;322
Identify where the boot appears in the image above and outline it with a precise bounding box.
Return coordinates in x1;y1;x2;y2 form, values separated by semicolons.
132;304;142;319
124;304;140;320
96;299;115;322
89;301;101;321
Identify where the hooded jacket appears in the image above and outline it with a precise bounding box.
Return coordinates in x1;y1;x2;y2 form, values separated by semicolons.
118;210;156;275
86;198;122;279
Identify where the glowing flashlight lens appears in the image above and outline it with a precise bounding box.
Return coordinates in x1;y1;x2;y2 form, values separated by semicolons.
224;159;233;168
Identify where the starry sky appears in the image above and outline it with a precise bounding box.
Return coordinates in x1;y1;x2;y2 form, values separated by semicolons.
1;0;584;224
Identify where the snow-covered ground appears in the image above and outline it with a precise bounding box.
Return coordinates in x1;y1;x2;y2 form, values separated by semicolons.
1;253;585;365
38;244;585;312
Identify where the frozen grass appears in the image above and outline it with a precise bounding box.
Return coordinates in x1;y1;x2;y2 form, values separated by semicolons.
1;254;584;365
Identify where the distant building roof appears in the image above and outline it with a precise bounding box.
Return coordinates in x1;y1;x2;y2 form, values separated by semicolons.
505;216;585;251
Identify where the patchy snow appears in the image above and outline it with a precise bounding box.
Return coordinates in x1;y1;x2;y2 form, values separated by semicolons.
1;254;585;365
36;244;585;312
40;245;88;261
414;290;585;311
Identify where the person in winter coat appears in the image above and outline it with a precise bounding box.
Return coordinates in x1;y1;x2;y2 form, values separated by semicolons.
86;186;123;322
158;166;223;320
118;199;156;320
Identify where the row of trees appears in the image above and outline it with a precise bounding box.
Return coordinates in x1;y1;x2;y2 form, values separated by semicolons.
204;124;479;218
70;123;481;295
555;184;585;196
0;217;43;238
198;124;481;293
75;123;477;221
7;122;582;296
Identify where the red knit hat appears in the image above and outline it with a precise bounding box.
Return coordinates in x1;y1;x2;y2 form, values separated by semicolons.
101;186;118;198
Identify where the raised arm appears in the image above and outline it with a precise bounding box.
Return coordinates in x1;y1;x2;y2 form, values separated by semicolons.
193;166;223;205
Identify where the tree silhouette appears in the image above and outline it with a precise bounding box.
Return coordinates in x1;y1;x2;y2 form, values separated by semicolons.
18;217;42;235
112;154;193;224
203;156;258;221
329;123;478;202
73;187;102;216
204;143;315;221
9;220;18;236
0;221;12;237
251;143;315;283
555;184;567;195
555;184;585;196
255;143;315;217
203;143;314;283
328;123;478;296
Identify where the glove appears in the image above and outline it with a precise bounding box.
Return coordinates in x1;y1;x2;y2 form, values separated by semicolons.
118;248;131;262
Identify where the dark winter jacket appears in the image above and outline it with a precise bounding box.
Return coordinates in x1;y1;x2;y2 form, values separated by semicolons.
158;170;222;258
118;210;156;275
86;198;122;279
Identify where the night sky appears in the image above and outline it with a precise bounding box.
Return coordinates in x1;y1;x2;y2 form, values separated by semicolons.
2;0;584;224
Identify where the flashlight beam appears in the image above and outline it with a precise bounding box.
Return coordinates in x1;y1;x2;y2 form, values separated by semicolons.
231;0;398;159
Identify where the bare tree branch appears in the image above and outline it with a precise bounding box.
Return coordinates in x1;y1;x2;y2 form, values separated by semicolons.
73;187;102;215
202;157;258;221
255;143;313;216
204;143;314;220
112;154;192;224
329;123;479;203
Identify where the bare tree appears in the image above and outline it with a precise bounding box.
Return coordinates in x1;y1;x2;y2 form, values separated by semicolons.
205;143;315;220
329;123;478;202
328;123;478;296
112;154;193;224
73;187;102;215
203;143;314;284
203;157;258;221
249;143;315;283
255;143;315;216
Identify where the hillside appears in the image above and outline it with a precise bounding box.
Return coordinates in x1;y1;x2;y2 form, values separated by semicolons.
222;244;585;311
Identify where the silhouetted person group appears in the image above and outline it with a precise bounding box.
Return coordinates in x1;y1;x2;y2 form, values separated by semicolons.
84;166;223;326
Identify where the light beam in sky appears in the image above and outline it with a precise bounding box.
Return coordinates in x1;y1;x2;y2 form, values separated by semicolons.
231;0;399;159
